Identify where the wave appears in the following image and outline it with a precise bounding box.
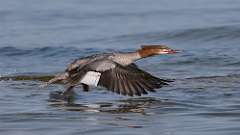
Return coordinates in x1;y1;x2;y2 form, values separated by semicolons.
98;24;240;44
185;74;240;83
0;46;111;58
1;24;240;57
0;73;55;82
164;24;240;42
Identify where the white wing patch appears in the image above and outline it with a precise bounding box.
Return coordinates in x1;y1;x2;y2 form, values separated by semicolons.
80;71;101;86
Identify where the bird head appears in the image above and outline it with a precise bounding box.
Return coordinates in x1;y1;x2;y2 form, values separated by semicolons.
139;45;178;58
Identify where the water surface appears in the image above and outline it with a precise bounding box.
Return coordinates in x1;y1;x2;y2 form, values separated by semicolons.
1;0;240;135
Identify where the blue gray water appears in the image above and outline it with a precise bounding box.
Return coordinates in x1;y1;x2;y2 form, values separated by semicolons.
1;0;240;135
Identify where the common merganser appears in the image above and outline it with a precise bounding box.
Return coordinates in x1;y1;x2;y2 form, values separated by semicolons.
42;45;178;99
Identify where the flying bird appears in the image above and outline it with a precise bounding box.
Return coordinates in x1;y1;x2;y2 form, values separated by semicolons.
42;45;178;99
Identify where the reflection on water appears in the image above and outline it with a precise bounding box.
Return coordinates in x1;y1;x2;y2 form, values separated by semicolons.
48;96;171;114
46;95;178;129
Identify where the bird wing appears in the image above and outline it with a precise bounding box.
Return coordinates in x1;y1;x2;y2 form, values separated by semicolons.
97;63;171;96
66;58;171;96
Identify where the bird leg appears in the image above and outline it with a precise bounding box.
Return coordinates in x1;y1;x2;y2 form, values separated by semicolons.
48;85;76;102
62;85;76;101
82;83;89;91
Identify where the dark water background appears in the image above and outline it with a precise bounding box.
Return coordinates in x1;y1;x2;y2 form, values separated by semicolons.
1;0;240;135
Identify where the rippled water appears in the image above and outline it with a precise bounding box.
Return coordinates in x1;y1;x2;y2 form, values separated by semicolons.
1;0;240;135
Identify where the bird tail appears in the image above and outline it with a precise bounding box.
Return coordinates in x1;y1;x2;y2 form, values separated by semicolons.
39;72;68;88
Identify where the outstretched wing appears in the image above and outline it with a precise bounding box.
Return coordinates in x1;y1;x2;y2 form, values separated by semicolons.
64;58;171;96
97;63;171;96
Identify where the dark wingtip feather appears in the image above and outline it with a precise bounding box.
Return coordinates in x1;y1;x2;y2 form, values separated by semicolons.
97;63;173;96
